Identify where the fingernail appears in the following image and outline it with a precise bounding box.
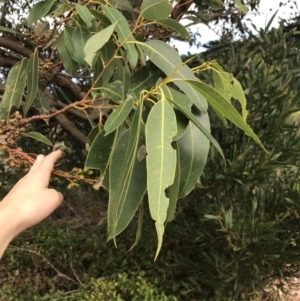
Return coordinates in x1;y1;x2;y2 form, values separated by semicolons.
35;154;44;164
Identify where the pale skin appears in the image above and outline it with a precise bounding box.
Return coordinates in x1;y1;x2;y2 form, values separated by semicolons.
0;150;63;258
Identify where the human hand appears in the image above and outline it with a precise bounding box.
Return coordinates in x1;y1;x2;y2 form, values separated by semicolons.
0;150;63;257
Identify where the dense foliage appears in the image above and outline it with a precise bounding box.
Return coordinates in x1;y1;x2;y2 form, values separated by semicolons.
0;0;261;257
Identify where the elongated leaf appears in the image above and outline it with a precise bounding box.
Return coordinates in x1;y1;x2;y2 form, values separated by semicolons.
104;98;134;135
233;0;248;13
177;113;210;198
0;25;17;34
100;40;117;86
167;144;180;222
90;10;111;26
71;24;91;67
111;0;134;11
140;0;172;21
75;4;93;29
28;0;56;26
146;98;177;259
34;81;50;116
85;129;118;190
24;48;39;116
164;85;223;159
211;63;248;121
84;22;118;66
56;32;78;75
101;80;123;103
20;132;52;146
0;59;28;122
102;5;138;69
142;40;207;112
108;102;146;239
155;19;190;40
129;200;144;251
187;80;266;151
173;109;189;141
63;29;75;57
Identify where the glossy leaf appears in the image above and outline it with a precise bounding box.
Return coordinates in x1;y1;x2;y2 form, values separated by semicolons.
20;132;52;146
0;59;28;122
142;40;207;112
177;113;210;198
102;5;138;69
56;32;78;75
24;48;39;116
140;0;172;21
164;85;223;159
187;80;266;151
71;24;91;67
146;98;177;259
84;22;118;66
155;19;190;40
75;4;93;29
104;98;134;135
108;102;146;239
28;0;56;26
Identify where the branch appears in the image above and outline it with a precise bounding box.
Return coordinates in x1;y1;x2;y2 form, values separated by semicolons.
0;37;32;58
0;55;19;67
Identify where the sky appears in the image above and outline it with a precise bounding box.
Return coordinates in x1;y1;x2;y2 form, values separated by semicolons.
172;0;299;54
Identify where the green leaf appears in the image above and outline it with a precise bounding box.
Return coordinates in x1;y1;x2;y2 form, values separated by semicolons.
104;98;134;135
129;200;144;251
211;63;248;121
34;81;50;116
187;80;266;151
101;80;123;103
63;29;75;57
142;40;207;112
140;0;172;21
56;32;78;75
167;144;180;222
102;5;138;69
75;4;93;29
155;19;190;40
131;64;161;99
173;109;189;141
85;129;118;190
0;59;28;122
233;0;248;13
84;22;118;66
111;0;134;11
0;25;17;34
177;113;210;198
108;102;146;239
24;48;39;116
28;0;56;26
146;98;177;260
71;24;91;67
163;85;224;159
20;132;52;146
90;10;111;26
